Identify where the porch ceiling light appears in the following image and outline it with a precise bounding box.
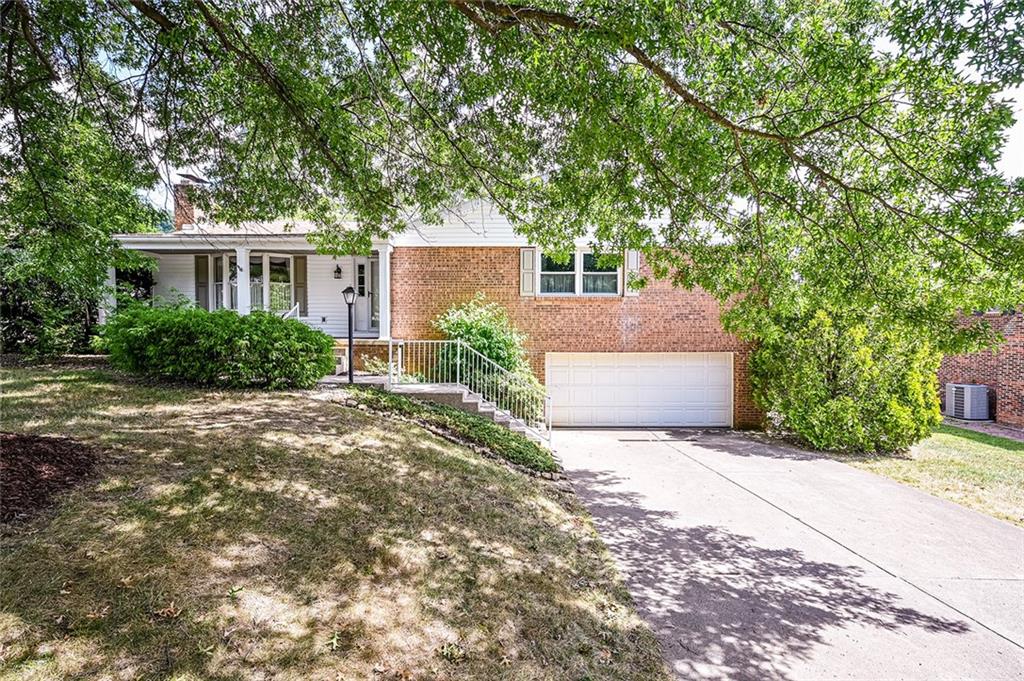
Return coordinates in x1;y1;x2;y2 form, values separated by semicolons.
342;285;356;305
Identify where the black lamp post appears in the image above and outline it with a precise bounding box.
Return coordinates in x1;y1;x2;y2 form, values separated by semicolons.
342;285;356;384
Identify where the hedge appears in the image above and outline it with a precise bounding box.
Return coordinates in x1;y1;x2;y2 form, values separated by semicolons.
96;304;335;389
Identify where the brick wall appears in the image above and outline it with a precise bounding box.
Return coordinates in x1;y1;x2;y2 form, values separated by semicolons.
390;247;761;428
336;340;390;372
937;313;1023;428
172;184;194;231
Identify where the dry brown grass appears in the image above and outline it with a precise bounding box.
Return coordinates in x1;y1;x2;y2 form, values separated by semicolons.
0;364;668;680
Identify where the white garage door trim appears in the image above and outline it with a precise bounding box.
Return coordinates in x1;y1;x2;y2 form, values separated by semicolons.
545;352;734;428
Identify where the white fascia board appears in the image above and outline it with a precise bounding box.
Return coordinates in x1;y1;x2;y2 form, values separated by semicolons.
114;233;391;251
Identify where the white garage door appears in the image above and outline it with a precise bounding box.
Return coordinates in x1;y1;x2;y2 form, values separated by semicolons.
546;352;733;427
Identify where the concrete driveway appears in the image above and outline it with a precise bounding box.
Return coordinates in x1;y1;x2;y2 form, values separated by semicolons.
554;429;1024;681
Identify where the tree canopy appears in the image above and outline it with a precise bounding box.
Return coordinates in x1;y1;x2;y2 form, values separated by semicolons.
3;0;1022;348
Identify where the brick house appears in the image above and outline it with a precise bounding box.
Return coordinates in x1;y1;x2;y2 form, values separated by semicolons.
937;312;1023;428
111;187;760;429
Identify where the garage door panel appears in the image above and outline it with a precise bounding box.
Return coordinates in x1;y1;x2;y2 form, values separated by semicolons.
548;367;571;384
547;352;733;427
707;365;731;386
706;408;732;423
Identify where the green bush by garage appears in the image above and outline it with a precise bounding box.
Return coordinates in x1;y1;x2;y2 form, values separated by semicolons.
751;309;942;453
432;293;546;421
96;304;335;389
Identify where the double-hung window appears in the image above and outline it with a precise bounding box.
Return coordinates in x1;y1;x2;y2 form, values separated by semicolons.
582;253;619;294
540;253;576;294
537;249;620;296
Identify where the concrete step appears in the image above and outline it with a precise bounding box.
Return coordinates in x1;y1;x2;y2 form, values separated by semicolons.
388;383;545;444
469;397;513;426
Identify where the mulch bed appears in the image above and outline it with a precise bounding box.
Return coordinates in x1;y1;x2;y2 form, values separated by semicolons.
1;432;98;523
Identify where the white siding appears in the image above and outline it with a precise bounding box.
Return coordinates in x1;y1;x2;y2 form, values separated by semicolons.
392;198;666;248
393;199;529;247
301;255;353;337
149;253;353;337
152;253;195;303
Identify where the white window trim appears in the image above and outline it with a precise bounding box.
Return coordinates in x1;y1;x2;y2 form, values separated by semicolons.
538;251;578;296
262;252;296;314
206;251;295;312
536;248;622;298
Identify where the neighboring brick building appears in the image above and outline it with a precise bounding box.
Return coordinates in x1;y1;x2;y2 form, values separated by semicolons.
938;313;1023;428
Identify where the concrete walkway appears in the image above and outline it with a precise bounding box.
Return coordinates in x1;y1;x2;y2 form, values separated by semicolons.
555;429;1024;681
944;417;1024;443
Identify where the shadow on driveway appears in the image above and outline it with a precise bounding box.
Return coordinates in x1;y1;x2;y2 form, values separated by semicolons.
570;468;971;681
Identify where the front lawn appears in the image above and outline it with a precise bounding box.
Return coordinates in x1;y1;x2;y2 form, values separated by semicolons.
0;364;668;680
838;424;1024;527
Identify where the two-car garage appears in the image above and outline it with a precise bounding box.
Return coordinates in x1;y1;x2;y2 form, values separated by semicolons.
545;352;734;427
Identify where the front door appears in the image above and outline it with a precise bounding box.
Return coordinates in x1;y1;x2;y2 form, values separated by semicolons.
353;256;379;333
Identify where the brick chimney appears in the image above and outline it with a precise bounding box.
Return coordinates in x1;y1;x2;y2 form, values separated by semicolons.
172;183;195;230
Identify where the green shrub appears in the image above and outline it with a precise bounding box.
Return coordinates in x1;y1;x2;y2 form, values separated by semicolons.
432;293;528;372
0;252;97;356
431;294;545;422
348;386;557;472
360;353;391;375
98;304;334;389
751;310;942;453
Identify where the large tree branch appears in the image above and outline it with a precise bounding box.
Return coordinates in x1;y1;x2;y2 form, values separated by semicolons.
451;0;798;144
127;0;174;31
452;0;1004;265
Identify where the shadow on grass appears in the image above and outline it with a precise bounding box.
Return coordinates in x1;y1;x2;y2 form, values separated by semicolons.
569;468;971;681
0;367;668;679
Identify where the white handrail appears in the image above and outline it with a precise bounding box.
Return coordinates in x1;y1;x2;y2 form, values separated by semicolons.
388;339;552;444
280;303;300;319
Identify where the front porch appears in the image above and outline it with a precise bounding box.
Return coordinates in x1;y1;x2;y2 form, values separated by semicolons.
111;232;392;339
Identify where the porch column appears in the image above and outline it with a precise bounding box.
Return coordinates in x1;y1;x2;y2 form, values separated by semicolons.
98;266;116;323
262;253;271;311
221;254;231;310
207;255;216;310
378;244;392;339
235;246;251;315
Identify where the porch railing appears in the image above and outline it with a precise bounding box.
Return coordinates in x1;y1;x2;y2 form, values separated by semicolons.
387;339;552;444
280;303;300;319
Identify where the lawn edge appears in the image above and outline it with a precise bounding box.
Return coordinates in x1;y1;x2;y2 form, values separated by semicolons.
312;386;567;481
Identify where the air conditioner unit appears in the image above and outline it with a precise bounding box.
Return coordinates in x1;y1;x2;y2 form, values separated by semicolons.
944;383;990;420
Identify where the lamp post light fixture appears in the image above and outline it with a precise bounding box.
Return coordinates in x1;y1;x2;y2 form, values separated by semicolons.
342;285;356;384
